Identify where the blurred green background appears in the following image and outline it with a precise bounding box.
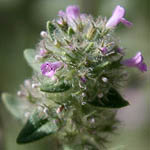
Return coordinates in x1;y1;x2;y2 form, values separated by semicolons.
0;0;149;150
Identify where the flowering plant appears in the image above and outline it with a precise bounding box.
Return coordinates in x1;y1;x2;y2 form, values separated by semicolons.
1;5;147;150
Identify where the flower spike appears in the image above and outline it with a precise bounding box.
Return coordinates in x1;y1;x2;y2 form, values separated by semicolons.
2;5;148;149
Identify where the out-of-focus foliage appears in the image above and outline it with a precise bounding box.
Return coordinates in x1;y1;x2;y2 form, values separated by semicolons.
0;0;149;150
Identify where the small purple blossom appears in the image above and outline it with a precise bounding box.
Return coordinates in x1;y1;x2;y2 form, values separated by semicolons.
40;31;47;38
116;47;125;55
106;5;132;28
80;13;87;20
121;52;147;72
58;10;66;18
117;47;123;53
57;5;85;29
40;49;47;57
66;5;80;22
41;62;63;78
101;47;107;54
80;76;87;83
58;10;67;24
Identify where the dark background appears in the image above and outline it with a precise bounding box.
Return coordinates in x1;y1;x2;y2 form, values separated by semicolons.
0;0;149;149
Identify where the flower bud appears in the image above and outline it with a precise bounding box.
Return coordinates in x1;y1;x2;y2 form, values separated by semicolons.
40;31;48;38
102;77;108;83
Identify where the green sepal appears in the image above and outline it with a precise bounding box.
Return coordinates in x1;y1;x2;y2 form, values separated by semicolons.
24;49;41;72
1;93;26;119
57;22;68;32
47;21;56;41
40;81;71;93
67;27;75;36
93;61;110;73
17;109;59;144
84;42;94;53
88;88;129;108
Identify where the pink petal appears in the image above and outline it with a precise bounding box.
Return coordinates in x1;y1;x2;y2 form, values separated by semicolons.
40;49;47;56
106;5;125;28
66;5;80;20
58;10;66;18
120;18;133;27
137;63;147;72
41;62;63;78
45;70;55;78
132;52;143;65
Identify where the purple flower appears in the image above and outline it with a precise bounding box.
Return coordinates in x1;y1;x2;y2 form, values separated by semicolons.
106;5;132;28
80;76;87;83
66;5;80;22
57;5;85;29
40;49;47;57
116;47;125;55
101;47;107;54
117;47;123;53
41;62;63;78
121;52;147;72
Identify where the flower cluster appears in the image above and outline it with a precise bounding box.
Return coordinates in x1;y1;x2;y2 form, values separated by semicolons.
40;5;147;79
2;5;147;150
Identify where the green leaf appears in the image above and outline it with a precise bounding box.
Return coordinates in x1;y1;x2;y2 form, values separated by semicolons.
84;42;94;53
88;88;129;108
24;49;41;72
1;93;26;119
47;21;56;41
40;81;71;93
17;110;59;144
108;56;123;68
93;61;110;73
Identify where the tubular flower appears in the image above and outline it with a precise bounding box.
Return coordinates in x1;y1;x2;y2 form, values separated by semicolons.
106;5;132;28
58;5;83;29
121;52;147;72
66;5;80;22
41;62;63;78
